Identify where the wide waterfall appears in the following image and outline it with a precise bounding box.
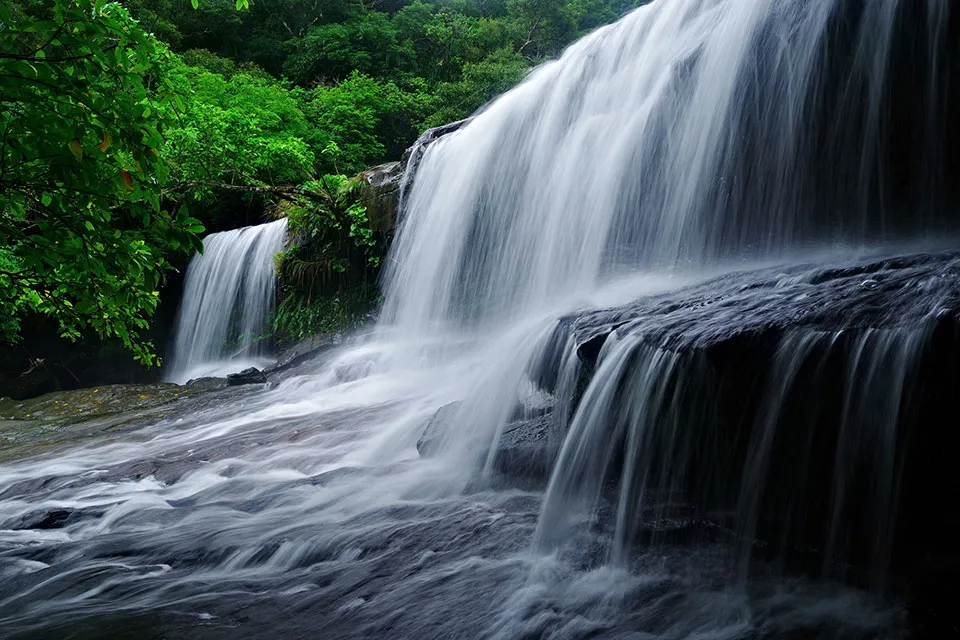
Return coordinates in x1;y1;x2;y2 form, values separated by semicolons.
166;219;288;383
1;0;958;638
383;0;953;331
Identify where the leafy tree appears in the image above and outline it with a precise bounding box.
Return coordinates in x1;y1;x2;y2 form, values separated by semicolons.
423;48;529;127
283;12;416;85
165;64;315;196
507;0;576;59
122;0;184;48
164;0;245;59
179;48;238;77
0;0;204;365
303;72;433;174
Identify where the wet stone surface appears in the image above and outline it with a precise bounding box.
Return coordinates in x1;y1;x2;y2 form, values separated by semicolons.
571;250;960;357
0;380;255;464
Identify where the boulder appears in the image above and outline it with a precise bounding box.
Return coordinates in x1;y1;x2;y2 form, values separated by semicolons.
359;161;403;234
226;367;267;386
548;250;960;590
491;412;560;482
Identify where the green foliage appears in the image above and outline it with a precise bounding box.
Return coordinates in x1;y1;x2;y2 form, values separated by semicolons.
303;72;434;174
283;12;415;85
278;170;383;280
179;48;237;77
164;63;315;200
0;0;204;365
272;170;383;346
133;0;645;160
423;48;530;128
273;283;379;346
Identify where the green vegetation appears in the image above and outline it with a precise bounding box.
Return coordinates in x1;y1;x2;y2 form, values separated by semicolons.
1;0;641;364
272;168;383;344
273;283;379;346
0;0;203;365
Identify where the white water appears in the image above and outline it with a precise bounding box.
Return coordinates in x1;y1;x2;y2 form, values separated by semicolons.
166;219;288;383
0;0;955;637
382;0;948;334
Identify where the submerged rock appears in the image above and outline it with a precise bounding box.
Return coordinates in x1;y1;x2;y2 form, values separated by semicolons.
226;367;268;386
417;402;461;457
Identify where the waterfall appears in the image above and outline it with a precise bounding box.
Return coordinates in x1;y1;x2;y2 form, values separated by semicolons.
166;219;288;383
383;0;953;335
382;0;957;586
4;1;960;637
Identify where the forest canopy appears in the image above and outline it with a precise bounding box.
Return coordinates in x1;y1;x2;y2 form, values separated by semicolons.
0;0;642;363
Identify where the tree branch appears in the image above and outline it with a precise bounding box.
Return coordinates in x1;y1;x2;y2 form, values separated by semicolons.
167;180;326;201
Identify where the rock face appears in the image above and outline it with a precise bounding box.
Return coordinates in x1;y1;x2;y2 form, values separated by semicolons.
359;161;403;234
226;367;268;386
400;118;473;182
416;250;960;603
492;412;560;483
358;119;473;239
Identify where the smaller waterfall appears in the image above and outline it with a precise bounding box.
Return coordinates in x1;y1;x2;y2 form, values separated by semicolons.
534;316;931;587
166;219;288;383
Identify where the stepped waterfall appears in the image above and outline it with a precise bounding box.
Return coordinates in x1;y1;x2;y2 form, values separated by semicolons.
2;1;959;638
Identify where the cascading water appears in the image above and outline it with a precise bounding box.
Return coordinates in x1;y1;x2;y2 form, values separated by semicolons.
382;0;953;332
165;219;288;383
1;1;959;638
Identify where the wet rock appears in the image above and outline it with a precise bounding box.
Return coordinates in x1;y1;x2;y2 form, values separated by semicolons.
345;119;474;242
491;412;560;482
267;334;341;375
417;402;461;457
0;382;240;465
416;402;560;484
400;118;473;178
226;367;267;386
571;250;960;358
547;250;960;598
184;376;228;392
359;161;403;233
9;507;104;531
